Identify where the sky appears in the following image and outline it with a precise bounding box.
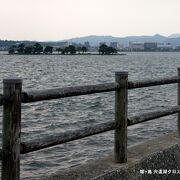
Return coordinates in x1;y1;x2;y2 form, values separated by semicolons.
0;0;180;41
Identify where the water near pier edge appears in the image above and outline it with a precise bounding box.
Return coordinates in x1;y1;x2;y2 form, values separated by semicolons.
0;52;179;179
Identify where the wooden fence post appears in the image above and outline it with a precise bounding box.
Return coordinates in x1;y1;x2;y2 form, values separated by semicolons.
178;68;180;136
114;72;128;163
2;77;22;180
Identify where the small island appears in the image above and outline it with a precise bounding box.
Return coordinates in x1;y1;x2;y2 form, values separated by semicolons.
8;43;126;55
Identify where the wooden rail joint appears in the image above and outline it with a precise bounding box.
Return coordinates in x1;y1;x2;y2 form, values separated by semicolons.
0;94;14;106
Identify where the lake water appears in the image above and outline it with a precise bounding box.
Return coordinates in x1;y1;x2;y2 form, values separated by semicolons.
0;52;180;179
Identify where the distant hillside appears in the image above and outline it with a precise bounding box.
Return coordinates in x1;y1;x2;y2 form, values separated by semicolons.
67;35;119;46
0;40;37;50
164;37;180;46
168;34;180;38
65;34;170;46
1;34;180;50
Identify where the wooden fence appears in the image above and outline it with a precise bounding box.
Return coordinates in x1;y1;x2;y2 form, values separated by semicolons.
1;68;180;179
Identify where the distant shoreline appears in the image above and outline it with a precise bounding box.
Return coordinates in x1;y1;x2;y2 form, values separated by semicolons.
4;53;127;56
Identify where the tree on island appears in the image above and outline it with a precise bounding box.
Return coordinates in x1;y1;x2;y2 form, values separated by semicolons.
61;47;69;54
77;47;82;54
8;43;89;55
62;45;76;55
98;44;117;54
106;46;117;54
24;46;33;54
32;43;43;54
17;43;25;54
76;46;87;54
8;43;44;54
8;45;16;54
56;48;63;54
44;46;53;54
8;48;15;54
82;46;87;53
98;44;108;54
68;45;76;54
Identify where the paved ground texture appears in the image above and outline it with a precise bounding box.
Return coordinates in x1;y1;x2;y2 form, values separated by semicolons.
42;132;180;180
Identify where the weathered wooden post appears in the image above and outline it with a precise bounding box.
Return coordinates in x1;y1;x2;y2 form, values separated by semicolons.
114;72;128;163
2;77;22;180
178;68;180;136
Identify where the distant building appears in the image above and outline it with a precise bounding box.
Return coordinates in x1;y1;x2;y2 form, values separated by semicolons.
144;42;157;51
109;42;118;49
157;43;172;51
0;46;8;51
129;42;144;51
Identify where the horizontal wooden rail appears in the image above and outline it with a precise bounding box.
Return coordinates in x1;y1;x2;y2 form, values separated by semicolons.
20;106;180;154
128;106;180;125
128;76;180;89
0;105;178;158
21;76;180;103
0;76;177;105
21;83;116;103
1;76;178;105
21;121;117;154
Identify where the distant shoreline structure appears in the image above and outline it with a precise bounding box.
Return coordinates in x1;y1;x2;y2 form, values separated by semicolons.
1;34;180;52
4;52;127;56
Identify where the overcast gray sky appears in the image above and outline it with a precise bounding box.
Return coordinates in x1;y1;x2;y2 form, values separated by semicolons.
0;0;180;41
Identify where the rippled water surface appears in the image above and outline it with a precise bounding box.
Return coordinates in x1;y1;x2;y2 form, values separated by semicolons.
0;52;180;179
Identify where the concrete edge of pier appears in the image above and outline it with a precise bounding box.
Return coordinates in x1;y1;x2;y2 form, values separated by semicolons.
42;132;180;180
